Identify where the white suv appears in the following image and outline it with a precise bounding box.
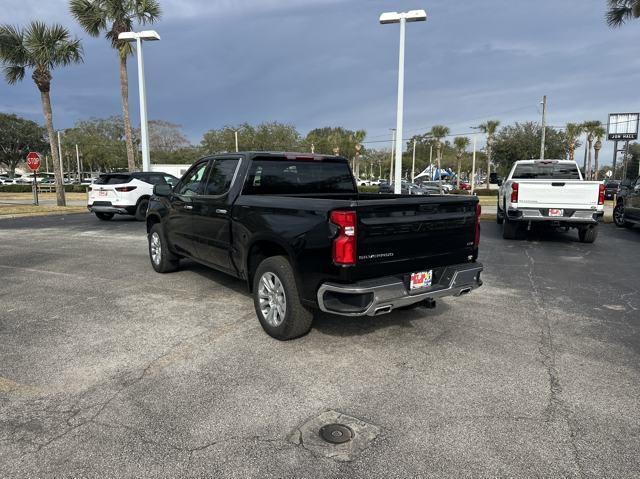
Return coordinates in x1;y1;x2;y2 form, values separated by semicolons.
88;172;178;221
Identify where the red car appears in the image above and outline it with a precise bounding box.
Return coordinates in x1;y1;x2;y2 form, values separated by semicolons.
459;181;471;191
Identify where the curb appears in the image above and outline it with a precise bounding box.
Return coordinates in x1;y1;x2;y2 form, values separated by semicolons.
0;209;88;221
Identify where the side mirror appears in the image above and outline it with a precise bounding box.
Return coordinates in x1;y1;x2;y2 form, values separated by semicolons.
497;179;503;186
154;184;172;197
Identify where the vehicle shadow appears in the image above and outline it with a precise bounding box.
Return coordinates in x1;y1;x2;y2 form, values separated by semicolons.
180;259;252;298
482;221;590;244
312;301;452;338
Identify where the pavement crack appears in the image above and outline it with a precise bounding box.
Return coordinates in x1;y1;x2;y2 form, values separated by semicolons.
524;249;585;479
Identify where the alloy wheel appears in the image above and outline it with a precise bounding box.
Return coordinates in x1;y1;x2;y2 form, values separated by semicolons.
258;272;287;327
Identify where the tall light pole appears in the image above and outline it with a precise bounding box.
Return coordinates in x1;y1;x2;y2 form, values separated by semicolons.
380;10;427;194
118;30;161;172
389;128;396;183
470;126;481;194
540;95;547;160
411;138;417;182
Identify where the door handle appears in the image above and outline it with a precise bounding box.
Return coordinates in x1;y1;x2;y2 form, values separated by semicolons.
183;205;193;210
215;209;228;214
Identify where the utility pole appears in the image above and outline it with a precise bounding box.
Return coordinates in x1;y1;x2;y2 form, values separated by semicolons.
540;95;547;160
612;140;618;179
45;155;49;174
57;131;64;181
75;145;81;182
429;144;433;179
411;138;417;182
389;129;396;183
234;130;239;153
471;134;477;194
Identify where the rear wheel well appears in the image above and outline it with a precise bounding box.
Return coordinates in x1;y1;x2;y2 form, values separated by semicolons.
247;241;289;291
136;195;151;206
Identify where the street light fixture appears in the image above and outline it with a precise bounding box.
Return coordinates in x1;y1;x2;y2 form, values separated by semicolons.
379;9;427;194
118;30;161;172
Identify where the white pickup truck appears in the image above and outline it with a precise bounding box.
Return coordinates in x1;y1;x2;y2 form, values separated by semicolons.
497;160;604;243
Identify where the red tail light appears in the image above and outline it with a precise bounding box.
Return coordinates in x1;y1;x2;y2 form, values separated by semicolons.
330;210;357;265
474;203;481;247
598;183;605;205
510;182;519;203
115;186;137;192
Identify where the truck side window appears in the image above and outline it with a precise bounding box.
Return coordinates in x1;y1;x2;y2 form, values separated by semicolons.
176;162;208;196
204;159;240;196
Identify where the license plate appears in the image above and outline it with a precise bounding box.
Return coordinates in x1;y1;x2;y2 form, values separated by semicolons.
549;208;563;217
410;270;433;290
98;190;107;196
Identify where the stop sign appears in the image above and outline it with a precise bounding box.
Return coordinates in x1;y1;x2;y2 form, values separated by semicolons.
26;152;41;171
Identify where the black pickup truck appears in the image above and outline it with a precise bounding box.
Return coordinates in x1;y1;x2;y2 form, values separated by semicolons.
146;152;483;340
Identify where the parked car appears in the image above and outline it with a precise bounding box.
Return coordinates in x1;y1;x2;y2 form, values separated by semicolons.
613;177;640;228
458;181;472;191
497;160;604;242
87;171;179;221
378;181;393;193
604;181;620;200
146;152;483;340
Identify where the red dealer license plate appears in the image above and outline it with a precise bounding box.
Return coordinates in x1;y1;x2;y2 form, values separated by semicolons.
410;270;433;290
549;208;563;217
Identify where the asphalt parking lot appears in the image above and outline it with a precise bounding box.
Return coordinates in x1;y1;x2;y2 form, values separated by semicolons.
1;214;639;478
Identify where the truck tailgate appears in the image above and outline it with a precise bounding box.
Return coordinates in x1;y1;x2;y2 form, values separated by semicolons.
354;195;478;279
518;181;600;208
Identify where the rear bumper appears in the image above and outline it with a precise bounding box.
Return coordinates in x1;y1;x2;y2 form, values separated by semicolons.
87;204;135;215
507;208;602;224
317;262;483;317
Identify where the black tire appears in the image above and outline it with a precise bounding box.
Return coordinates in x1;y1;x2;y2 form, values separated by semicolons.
148;223;179;273
252;256;313;340
578;225;598;243
95;212;114;221
502;217;518;239
613;204;625;227
135;197;150;221
496;199;504;225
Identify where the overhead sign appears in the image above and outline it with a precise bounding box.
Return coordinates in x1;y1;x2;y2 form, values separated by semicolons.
607;113;639;141
26;152;41;171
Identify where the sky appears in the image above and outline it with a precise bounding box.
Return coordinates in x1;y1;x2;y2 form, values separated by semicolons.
1;0;639;166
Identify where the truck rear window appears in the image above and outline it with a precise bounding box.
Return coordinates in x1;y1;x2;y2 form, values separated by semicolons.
512;163;581;180
243;159;356;195
94;174;131;185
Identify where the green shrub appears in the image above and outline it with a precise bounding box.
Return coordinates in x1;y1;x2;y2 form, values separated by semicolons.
0;185;32;193
358;185;379;193
474;188;498;196
450;189;471;195
0;184;88;193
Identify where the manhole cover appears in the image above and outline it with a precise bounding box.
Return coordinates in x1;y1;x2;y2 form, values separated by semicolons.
319;423;353;444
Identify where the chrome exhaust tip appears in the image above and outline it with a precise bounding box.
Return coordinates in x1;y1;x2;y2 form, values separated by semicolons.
374;305;392;315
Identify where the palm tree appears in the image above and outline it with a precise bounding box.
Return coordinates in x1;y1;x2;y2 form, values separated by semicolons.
351;129;366;177
478;120;500;189
70;0;161;172
453;136;470;189
565;123;583;162
581;121;602;179
429;125;450;185
607;0;640;26
0;22;83;206
592;126;607;180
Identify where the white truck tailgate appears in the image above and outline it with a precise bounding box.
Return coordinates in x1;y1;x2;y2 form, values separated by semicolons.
518;181;600;208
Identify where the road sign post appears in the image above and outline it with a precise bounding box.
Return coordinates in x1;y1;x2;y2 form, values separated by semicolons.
26;152;41;206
